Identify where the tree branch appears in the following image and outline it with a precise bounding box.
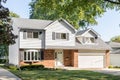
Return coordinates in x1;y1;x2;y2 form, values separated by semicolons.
105;0;120;4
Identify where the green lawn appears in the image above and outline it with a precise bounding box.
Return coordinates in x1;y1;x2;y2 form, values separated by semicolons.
10;69;120;80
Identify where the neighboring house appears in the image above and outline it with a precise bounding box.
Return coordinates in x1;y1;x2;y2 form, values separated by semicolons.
107;42;120;66
9;18;110;68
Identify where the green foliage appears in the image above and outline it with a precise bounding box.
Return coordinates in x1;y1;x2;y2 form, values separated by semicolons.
29;0;116;29
111;35;120;43
8;65;17;70
109;65;120;69
0;1;17;63
9;11;20;18
20;65;45;70
0;59;6;63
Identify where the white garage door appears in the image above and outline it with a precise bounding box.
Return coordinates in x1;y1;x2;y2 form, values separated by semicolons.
78;56;104;68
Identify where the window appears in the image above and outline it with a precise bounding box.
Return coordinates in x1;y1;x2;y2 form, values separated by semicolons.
82;37;96;44
61;33;66;39
22;50;44;61
23;31;40;39
33;32;39;38
27;31;39;39
55;33;67;40
27;32;32;38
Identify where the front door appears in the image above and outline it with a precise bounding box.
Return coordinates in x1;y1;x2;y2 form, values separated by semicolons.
55;50;63;67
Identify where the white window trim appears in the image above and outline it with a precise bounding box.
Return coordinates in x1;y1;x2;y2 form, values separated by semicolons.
55;33;67;40
27;31;39;39
23;50;40;62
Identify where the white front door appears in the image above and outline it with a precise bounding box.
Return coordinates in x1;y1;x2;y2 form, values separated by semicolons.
55;50;63;67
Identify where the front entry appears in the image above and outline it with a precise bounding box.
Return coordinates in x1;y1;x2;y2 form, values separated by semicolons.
55;50;63;67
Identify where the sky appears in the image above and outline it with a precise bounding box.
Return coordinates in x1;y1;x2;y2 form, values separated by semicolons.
2;0;120;41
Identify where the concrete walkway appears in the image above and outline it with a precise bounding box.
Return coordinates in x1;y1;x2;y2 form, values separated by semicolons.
0;67;21;80
92;69;120;76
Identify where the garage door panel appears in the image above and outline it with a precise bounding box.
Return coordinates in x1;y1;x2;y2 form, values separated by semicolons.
78;56;104;68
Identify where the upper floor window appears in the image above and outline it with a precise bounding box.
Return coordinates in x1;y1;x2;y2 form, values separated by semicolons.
52;32;69;40
27;31;39;39
23;30;42;39
83;37;96;44
56;33;67;39
77;37;97;44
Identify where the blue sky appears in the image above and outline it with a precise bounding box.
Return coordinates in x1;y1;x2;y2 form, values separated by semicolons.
2;0;120;41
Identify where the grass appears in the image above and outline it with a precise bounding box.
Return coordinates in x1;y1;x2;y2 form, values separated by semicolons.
9;69;120;80
1;64;120;80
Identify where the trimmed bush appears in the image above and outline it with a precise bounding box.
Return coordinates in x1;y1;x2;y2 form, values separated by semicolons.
20;65;45;70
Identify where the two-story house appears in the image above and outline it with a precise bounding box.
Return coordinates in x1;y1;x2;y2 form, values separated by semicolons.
9;18;110;68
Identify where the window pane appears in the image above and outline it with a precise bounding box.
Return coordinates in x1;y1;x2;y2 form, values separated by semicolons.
24;52;26;60
27;32;32;38
61;33;66;39
31;52;34;60
28;52;30;60
90;38;95;43
35;52;38;60
56;33;60;39
33;32;38;38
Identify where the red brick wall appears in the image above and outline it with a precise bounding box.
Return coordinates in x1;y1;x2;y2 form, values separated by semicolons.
64;50;72;66
71;50;78;67
20;49;55;68
105;50;110;68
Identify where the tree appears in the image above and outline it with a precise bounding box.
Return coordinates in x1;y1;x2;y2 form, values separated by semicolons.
111;35;120;43
29;0;117;29
0;0;17;63
9;11;20;18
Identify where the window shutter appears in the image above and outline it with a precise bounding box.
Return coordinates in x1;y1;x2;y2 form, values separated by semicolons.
41;50;44;60
52;32;55;40
67;33;69;40
23;31;27;39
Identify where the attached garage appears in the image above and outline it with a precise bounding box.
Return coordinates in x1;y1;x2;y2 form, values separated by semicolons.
78;50;105;68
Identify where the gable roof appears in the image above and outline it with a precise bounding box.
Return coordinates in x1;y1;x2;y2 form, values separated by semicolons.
76;28;100;37
75;37;111;50
12;18;53;29
12;18;76;33
45;18;76;33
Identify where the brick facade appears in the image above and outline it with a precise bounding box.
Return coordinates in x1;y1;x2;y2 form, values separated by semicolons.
71;50;78;67
20;49;55;68
105;50;110;68
20;49;109;68
64;50;72;66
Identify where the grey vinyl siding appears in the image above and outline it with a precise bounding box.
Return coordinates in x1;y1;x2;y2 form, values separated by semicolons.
20;30;45;48
9;25;19;65
45;20;75;46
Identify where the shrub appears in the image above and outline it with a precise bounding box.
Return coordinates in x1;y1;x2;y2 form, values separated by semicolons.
0;59;6;63
4;64;18;70
20;64;45;70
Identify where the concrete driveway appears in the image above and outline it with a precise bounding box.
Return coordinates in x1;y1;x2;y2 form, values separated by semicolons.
0;67;21;80
92;69;120;76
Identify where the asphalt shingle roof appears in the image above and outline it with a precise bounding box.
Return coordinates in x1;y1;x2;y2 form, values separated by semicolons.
107;42;120;48
12;18;53;29
46;38;111;50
